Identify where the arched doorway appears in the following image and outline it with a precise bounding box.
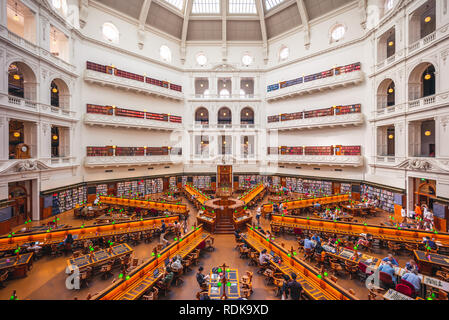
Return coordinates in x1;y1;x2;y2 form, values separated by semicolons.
8;61;37;101
414;179;436;209
50;78;70;109
377;78;395;109
8;183;30;225
408;62;435;101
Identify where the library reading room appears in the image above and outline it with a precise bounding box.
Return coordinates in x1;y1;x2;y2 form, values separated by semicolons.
1;0;449;304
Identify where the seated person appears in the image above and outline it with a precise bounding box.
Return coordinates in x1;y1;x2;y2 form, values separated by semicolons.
357;233;373;248
404;259;419;274
311;234;320;243
234;229;242;241
401;269;421;292
196;266;210;287
303;237;315;251
382;254;399;267
313;202;321;210
378;261;397;285
259;249;272;266
314;241;324;254
422;236;437;250
161;267;174;285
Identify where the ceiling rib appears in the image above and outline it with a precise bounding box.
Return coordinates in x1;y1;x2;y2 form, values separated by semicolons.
138;0;152;49
181;0;194;63
255;0;268;64
221;0;227;61
296;0;309;49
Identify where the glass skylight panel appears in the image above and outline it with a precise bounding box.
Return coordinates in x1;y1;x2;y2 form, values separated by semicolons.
229;0;256;14
192;0;220;14
265;0;285;11
163;0;184;10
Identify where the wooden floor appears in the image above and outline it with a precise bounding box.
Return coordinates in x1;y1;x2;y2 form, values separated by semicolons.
0;194;414;300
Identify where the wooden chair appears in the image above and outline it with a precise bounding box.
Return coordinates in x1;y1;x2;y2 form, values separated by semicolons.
156;276;173;297
190;249;200;266
329;259;344;276
205;237;215;251
100;263;113;280
271;225;281;236
304;248;313;262
344;261;359;280
143;287;159;300
238;245;250;259
173;269;184;286
0;270;8;288
72;250;83;258
182;256;194;273
51;244;63;257
262;267;276;285
196;290;209;300
248;251;258;267
404;243;419;255
387;242;402;256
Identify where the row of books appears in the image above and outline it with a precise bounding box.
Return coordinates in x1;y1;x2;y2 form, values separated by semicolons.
361;184;396;213
267;146;362;156
116;178;164;197
340;183;352;194
266;62;361;92
86;61;182;92
238;175;267;188
169;177;177;189
193;176;212;189
86;146;182;156
51;186;87;215
86;104;182;123
298;179;333;196
267;104;361;123
96;184;108;196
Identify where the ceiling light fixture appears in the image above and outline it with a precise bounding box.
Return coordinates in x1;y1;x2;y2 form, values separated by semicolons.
388;134;394;139
388;41;394;47
13;74;20;80
13;132;20;138
388;88;394;94
13;2;19;21
424;16;431;23
425;130;431;136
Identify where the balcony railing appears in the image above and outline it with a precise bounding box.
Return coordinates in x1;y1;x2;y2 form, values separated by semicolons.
0;94;76;119
190;94;259;101
4;30;76;74
267;105;363;131
84;69;184;101
267;154;364;167
84;155;183;167
408;32;436;54
409;95;436;109
376;54;396;71
266;69;364;101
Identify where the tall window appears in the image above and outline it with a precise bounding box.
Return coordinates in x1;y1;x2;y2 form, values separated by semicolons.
279;46;289;61
160;45;172;62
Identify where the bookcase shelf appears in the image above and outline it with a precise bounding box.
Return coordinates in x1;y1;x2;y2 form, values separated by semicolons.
86;104;182;123
361;184;397;213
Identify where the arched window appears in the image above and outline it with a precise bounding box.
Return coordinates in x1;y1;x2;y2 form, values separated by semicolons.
330;24;346;42
51;81;59;107
160;45;172;62
102;22;119;44
376;78;395;109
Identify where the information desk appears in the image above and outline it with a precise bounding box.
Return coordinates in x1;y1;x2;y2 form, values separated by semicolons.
197;215;216;233
263;194;349;212
239;184;265;205
242;226;358;300
270;214;449;250
95;226;210;300
0;216;179;253
99;196;187;214
0;252;33;277
183;185;209;205
208;268;241;300
67;243;133;272
414;250;449;275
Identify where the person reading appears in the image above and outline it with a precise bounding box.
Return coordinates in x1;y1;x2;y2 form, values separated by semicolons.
259;249;272;267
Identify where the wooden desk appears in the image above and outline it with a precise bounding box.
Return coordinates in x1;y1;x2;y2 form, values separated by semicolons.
208;268;241;300
99;196;187;214
326;247;380;268
242;227;357;300
270;214;449;250
197;215;216;233
0;216;179;253
96;226;210;300
95;214;135;224
183;185;210;205
383;288;414;300
0;252;33;277
67;243;133;272
263;194;349;213
239;184;265;205
414;250;449;275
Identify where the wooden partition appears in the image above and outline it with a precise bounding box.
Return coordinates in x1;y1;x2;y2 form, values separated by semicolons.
240;184;265;204
263;194;349;212
183;185;209;205
246;225;357;300
99;196;187;214
96;225;208;300
270;214;449;248
0;216;179;252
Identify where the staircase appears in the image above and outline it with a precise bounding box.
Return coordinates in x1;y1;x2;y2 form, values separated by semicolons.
215;217;235;234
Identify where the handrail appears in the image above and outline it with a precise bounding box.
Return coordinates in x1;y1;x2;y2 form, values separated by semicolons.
99;196;187;213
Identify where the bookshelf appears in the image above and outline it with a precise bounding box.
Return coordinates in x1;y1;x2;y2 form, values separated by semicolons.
335;104;361;115
361;184;395;213
115;108;145;119
51;186;87;215
266;62;361;93
86;146;113;157
239;175;258;188
169;115;182;123
86;104;182;123
169;177;177;189
87;104;113;115
96;184;107;196
297;179;332;196
340;183;351;194
86;61;182;92
146;112;168;121
267;115;280;123
304;146;333;156
193;176;212;189
286;177;297;192
341;146;361;156
115;147;145;156
304;107;333;118
268;104;361;123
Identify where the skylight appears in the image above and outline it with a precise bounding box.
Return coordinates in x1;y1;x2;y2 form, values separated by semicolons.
163;0;184;10
264;0;285;11
229;0;256;14
192;0;220;14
